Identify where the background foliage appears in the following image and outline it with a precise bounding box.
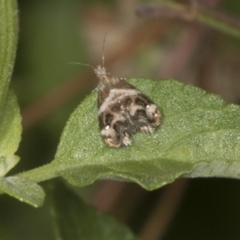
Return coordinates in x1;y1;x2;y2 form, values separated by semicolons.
1;0;240;239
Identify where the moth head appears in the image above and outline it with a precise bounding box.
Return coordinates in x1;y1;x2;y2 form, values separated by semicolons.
94;65;107;79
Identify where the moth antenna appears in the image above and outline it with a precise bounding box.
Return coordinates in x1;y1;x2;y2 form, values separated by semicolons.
67;62;95;71
101;33;107;68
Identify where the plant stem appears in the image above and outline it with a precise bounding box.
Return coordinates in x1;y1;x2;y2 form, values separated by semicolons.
136;1;240;39
17;163;58;183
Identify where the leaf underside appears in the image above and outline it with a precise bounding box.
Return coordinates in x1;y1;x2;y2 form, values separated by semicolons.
0;176;45;207
51;79;240;190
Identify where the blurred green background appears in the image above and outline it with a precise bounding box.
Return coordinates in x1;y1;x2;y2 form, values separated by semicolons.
1;0;240;239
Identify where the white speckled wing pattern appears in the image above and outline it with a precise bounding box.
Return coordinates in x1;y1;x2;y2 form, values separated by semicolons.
95;65;161;148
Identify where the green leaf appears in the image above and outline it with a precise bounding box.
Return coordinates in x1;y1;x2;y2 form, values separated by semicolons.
0;176;45;207
0;91;21;162
0;92;45;207
50;181;138;240
0;155;19;177
0;0;20;176
0;0;18;112
0;1;45;206
21;79;240;190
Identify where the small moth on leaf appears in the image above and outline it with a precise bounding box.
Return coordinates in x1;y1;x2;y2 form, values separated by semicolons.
71;35;161;147
93;35;161;147
95;65;161;147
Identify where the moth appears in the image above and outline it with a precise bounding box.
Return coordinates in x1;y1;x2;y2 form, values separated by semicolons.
95;62;161;148
71;35;161;147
